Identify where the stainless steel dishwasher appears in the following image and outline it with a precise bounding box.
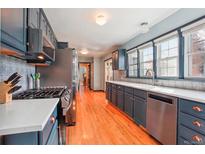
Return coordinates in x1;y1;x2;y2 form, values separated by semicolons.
146;92;177;145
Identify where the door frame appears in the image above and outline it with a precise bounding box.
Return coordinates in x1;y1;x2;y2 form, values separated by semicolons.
78;62;91;89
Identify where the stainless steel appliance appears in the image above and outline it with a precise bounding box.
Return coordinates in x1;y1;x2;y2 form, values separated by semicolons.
37;48;78;123
26;27;55;64
13;87;75;144
146;92;177;145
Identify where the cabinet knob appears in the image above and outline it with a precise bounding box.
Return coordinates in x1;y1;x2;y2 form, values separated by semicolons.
192;135;202;143
50;116;55;124
192;120;201;127
192;106;203;112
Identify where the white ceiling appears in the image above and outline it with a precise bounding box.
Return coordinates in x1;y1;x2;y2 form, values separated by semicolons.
44;8;179;57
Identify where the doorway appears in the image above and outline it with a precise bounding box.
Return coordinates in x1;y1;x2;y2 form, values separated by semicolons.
104;58;113;90
79;62;91;89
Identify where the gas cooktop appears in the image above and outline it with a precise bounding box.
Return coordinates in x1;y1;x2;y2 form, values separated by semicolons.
13;87;66;99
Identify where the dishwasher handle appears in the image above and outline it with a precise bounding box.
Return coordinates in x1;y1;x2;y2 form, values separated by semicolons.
148;93;175;105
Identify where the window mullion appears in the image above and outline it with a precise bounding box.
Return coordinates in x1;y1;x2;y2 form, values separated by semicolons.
178;29;184;79
137;49;140;78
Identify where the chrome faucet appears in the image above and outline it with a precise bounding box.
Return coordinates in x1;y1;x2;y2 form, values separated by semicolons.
145;69;155;86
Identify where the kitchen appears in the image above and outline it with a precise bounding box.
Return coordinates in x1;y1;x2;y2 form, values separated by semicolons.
1;5;205;150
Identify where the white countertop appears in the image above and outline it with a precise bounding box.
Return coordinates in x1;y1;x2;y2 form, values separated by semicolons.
0;98;59;136
108;81;205;104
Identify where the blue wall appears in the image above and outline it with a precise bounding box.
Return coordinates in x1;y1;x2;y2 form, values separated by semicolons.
122;8;205;50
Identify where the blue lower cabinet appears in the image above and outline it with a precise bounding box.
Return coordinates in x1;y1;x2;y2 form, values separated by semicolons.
39;107;58;145
46;120;59;145
3;107;59;145
4;132;38;145
124;93;134;118
117;90;124;111
178;99;205;145
178;125;205;145
133;96;146;127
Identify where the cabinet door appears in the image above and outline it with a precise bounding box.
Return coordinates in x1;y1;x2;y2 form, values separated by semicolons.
112;51;118;70
118;49;125;70
117;91;124;111
108;84;112;102
112;52;116;70
106;83;109;100
133;96;146;127
111;88;117;106
28;8;40;28
40;12;47;37
124;93;134;118
4;132;38;145
1;8;27;52
46;120;59;145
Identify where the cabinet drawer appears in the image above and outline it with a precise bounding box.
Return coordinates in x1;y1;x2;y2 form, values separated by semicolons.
179;125;205;145
178;137;191;145
117;85;124;92
39;107;57;145
124;87;134;95
134;89;146;99
180;99;205;120
179;112;205;135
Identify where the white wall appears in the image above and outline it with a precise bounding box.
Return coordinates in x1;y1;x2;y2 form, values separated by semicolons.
122;8;205;50
93;57;104;90
78;56;93;63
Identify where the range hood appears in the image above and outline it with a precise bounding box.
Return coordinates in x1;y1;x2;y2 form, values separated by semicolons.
25;27;55;65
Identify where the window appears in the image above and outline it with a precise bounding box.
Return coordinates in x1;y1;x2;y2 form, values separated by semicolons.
139;45;153;77
156;35;179;77
183;22;205;78
128;49;138;77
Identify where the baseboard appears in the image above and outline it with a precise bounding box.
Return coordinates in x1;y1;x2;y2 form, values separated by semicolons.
93;90;104;92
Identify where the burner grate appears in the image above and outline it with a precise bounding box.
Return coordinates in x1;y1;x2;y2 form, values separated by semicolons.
13;87;65;99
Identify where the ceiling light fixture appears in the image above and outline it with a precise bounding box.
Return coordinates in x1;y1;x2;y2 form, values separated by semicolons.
80;49;88;55
139;22;149;33
96;14;107;26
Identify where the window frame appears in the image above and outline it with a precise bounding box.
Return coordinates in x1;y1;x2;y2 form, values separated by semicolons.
138;43;154;78
183;23;205;79
126;16;205;82
155;36;180;78
127;48;138;77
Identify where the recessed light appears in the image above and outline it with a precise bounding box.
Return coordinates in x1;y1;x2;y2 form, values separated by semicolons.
96;14;107;26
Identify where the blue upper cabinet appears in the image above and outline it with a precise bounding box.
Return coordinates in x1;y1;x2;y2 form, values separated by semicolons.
112;49;126;70
28;8;40;29
1;8;27;53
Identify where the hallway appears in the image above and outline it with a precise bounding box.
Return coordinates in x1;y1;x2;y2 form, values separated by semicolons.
66;86;160;145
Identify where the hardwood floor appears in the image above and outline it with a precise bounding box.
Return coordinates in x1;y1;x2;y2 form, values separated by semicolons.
66;86;160;145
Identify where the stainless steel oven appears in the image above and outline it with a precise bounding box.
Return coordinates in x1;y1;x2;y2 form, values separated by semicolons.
60;89;76;126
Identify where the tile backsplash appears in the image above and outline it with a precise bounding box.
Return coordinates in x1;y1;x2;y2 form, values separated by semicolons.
114;70;205;91
0;55;35;91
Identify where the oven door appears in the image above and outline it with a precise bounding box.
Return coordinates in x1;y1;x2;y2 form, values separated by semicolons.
64;99;76;126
